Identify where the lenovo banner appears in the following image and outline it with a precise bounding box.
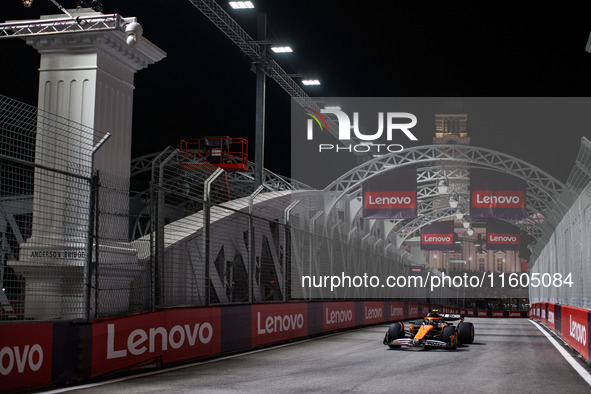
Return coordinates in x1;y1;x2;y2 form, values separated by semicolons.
0;323;53;393
486;219;520;251
470;168;527;218
560;306;590;362
547;303;556;331
421;221;455;251
362;166;417;219
91;308;222;377
362;302;385;325
420;303;430;316
407;302;420;319
388;301;405;321
323;302;355;331
252;303;308;347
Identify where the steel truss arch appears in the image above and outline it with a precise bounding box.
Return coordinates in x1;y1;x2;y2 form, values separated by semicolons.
324;144;575;251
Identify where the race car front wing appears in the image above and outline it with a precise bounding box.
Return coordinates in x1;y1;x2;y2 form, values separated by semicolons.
387;337;451;348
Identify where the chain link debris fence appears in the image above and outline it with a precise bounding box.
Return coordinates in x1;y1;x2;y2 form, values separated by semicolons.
4;93;587;321
530;137;591;310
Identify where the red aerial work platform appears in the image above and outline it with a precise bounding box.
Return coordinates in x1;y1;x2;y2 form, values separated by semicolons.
179;137;248;171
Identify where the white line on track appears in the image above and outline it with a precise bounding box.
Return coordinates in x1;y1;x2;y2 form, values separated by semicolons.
40;330;348;393
530;319;591;387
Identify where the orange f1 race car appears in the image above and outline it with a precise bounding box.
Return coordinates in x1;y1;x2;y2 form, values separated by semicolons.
383;310;474;350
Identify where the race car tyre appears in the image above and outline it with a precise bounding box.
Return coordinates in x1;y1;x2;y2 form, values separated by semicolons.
441;325;458;349
458;322;474;344
386;323;403;348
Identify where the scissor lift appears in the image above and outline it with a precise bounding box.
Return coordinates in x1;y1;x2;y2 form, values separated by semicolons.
179;137;248;171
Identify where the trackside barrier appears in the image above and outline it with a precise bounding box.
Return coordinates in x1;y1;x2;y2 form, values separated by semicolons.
431;305;528;319
530;302;591;363
2;301;524;392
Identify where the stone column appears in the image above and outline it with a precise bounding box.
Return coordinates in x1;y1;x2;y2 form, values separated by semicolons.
10;9;165;320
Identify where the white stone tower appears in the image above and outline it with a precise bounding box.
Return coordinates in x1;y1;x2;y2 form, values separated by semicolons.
8;8;165;320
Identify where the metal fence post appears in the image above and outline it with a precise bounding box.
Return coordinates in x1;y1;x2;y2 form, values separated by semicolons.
85;172;99;321
203;168;225;306
148;148;175;311
155;150;178;308
283;200;299;302
248;186;265;303
87;133;110;321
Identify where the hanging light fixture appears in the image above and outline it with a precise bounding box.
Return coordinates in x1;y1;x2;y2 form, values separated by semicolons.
455;207;464;220
22;0;33;7
449;191;459;208
467;227;474;236
462;217;470;229
437;176;449;194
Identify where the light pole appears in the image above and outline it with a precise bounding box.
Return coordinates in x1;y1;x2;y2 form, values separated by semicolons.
229;2;318;187
254;11;266;187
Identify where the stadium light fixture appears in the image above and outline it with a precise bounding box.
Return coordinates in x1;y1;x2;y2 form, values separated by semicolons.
270;46;293;53
229;1;254;9
302;79;321;85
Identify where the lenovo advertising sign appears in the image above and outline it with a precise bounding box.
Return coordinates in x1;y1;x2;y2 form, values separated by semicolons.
323;302;355;331
407;302;419;318
91;308;222;377
561;306;590;362
363;302;385;325
547;303;556;331
362;166;417;219
0;323;53;393
486;219;520;251
421;221;455;251
470;168;527;218
388;301;405;321
252;304;308;347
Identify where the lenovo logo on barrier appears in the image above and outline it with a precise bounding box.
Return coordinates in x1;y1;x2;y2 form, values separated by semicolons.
390;306;404;319
422;234;452;244
325;308;353;325
364;191;415;209
488;233;519;244
106;322;213;359
252;305;308;346
0;345;43;376
569;316;587;347
257;312;304;335
365;306;383;320
472;191;525;208
548;311;555;324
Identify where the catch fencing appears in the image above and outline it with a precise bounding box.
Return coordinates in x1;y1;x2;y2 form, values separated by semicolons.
0;94;424;322
530;138;591;310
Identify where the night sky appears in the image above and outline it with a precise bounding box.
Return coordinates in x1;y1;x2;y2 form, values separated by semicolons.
2;1;591;183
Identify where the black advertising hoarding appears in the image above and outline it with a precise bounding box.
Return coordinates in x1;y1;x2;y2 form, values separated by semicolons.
421;221;455;251
486;219;520;251
470;168;527;218
362;166;417;219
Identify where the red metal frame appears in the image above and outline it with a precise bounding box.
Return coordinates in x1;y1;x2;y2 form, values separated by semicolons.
179;137;248;171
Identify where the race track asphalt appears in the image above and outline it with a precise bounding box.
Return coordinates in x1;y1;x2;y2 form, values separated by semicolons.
48;318;591;393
